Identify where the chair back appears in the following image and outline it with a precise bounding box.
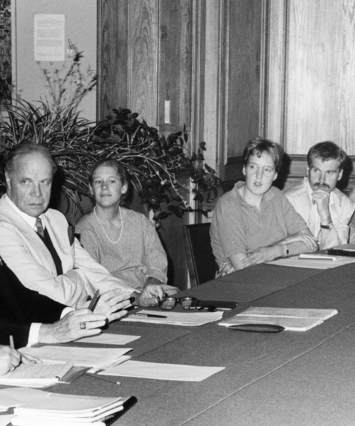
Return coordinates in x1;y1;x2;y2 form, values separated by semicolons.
184;223;217;287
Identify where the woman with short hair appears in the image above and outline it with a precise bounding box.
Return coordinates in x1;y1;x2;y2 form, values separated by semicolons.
210;138;317;274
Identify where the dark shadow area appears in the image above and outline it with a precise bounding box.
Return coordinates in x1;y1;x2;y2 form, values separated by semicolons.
274;152;291;190
337;155;353;191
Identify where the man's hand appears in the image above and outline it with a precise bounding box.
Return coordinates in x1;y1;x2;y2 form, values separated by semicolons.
94;289;132;322
0;345;21;375
138;284;178;307
312;190;332;224
38;309;107;344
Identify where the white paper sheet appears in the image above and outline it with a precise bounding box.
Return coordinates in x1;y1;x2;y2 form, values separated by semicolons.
100;360;225;381
0;387;125;412
0;362;72;388
78;333;140;345
241;306;338;320
219;306;338;331
0;414;13;426
20;346;131;369
122;310;223;326
268;254;355;269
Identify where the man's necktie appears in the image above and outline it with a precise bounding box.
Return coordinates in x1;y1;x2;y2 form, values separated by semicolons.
35;217;63;275
35;217;45;238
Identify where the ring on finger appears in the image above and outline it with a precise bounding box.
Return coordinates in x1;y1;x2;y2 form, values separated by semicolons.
79;322;86;330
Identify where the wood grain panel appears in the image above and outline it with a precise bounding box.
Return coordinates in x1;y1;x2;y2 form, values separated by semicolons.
158;0;192;131
97;0;128;120
227;0;263;158
265;0;287;144
128;0;158;125
286;0;355;154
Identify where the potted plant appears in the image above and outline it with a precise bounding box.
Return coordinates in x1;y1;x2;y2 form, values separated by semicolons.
0;46;220;224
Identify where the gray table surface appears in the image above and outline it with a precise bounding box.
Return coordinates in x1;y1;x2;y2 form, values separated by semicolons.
47;263;355;425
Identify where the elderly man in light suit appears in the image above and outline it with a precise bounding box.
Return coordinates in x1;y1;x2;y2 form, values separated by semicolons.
0;143;139;347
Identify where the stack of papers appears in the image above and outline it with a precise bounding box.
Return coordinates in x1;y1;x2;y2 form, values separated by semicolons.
99;360;225;382
122;310;223;326
268;254;355;269
0;387;132;425
20;346;132;371
219;306;338;331
0;362;73;388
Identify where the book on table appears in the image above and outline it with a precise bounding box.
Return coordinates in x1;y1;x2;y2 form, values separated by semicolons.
218;306;338;331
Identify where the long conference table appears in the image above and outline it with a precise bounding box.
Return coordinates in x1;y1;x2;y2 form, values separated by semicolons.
48;262;355;425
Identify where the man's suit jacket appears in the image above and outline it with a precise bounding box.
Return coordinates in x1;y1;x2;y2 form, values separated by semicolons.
0;195;133;308
0;257;65;348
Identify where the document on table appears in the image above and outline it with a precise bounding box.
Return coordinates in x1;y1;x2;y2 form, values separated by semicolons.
122;310;223;326
268;254;355;269
20;346;132;369
100;360;225;382
0;387;132;425
0;362;73;388
219;306;338;331
78;333;140;345
0;414;13;426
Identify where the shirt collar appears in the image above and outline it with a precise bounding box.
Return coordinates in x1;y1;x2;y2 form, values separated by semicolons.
4;194;45;231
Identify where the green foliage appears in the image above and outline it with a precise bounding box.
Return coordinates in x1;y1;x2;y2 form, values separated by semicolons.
0;44;220;221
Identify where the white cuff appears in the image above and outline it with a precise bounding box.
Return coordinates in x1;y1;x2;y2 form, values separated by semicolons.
60;307;73;319
27;323;41;347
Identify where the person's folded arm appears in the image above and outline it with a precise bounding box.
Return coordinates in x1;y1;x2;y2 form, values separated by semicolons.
318;224;349;250
0;225;91;308
229;252;253;271
72;239;135;299
277;230;318;255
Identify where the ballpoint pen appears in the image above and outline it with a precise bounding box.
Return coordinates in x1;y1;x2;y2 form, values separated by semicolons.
136;313;167;318
88;290;100;311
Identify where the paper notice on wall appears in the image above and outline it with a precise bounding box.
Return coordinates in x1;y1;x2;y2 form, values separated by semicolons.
34;14;65;61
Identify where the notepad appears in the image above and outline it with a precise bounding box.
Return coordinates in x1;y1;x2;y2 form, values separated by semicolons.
0;362;73;388
20;346;132;370
100;360;225;382
219;306;338;331
122;310;223;326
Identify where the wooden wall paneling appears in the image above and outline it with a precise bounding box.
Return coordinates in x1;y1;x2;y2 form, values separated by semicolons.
202;0;229;179
286;0;355;154
157;0;193;288
97;0;128;120
128;0;159;126
226;0;264;158
158;0;192;131
264;0;288;145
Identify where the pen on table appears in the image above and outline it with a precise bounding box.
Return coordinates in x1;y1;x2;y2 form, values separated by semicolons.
299;254;337;261
136;313;167;318
88;289;100;311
